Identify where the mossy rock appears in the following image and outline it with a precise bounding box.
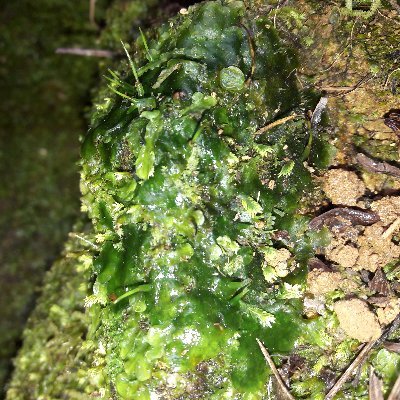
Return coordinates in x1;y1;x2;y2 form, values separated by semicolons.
7;0;400;399
80;1;331;398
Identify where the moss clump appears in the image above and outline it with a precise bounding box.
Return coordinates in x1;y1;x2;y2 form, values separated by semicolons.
5;230;98;399
81;1;331;398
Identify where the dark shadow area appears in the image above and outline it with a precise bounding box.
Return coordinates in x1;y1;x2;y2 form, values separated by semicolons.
0;0;111;393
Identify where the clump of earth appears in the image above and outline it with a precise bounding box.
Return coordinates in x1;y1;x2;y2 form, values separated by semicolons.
306;168;400;342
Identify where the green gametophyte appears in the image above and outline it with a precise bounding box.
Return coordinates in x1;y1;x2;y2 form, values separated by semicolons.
81;1;330;398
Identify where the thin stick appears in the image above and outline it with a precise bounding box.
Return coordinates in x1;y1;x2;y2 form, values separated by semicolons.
349;17;359;51
89;0;97;27
388;0;400;15
56;48;116;58
254;114;299;136
388;373;400;400
319;74;373;97
383;218;400;239
325;340;376;400
239;23;255;84
384;68;400;88
376;9;400;25
256;338;295;400
69;233;99;250
319;86;356;92
325;314;400;400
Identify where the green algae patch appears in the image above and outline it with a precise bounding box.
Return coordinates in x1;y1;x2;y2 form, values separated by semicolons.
81;1;331;398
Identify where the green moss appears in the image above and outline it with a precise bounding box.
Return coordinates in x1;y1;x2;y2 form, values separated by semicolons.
81;1;332;398
0;0;112;389
372;349;400;395
5;229;98;399
3;0;166;397
342;0;382;18
6;0;400;398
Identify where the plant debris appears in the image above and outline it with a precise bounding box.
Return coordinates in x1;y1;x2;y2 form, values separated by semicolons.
356;152;400;178
369;368;384;400
325;315;400;400
309;207;380;231
384;109;400;132
256;339;295;400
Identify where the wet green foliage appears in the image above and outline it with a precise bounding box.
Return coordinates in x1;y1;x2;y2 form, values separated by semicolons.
81;1;332;397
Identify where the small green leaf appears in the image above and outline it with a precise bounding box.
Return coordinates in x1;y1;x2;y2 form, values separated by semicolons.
219;66;245;91
152;63;181;89
216;236;240;254
113;284;152;304
241;303;276;328
135;110;163;180
182;92;217;115
240;195;263;218
278;160;295;178
135;146;155;180
121;40;144;97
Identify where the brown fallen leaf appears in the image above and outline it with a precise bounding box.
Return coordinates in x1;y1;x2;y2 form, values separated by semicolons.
356;153;400;179
383;341;400;353
369;268;391;296
369;367;384;400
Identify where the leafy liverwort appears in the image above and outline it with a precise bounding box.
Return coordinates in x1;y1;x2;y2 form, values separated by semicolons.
81;1;331;398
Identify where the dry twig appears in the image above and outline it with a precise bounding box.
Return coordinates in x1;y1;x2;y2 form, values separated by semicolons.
89;0;97;27
254;114;299;136
325;340;376;400
318;74;373;97
325;314;400;400
256;338;295;400
56;48;116;58
384;68;400;88
239;23;255;84
383;218;400;240
388;373;400;400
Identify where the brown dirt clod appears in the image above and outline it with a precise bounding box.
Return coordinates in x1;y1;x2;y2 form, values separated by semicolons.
355;223;400;272
334;298;382;342
307;270;342;296
323;169;366;206
325;245;359;270
376;298;400;326
371;196;400;226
